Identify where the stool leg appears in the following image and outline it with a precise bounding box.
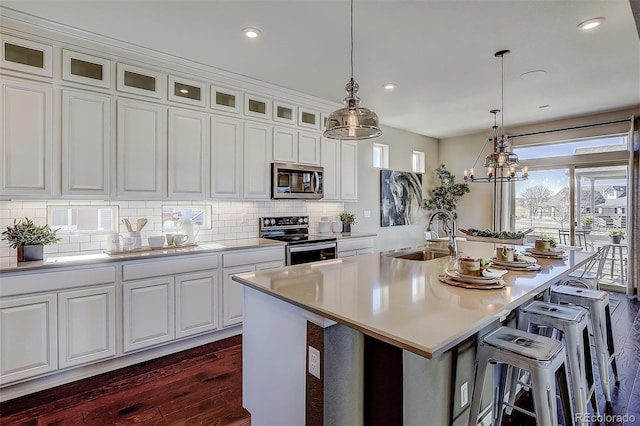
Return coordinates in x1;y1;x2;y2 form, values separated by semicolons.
582;327;599;415
590;308;612;402
505;366;520;415
492;363;509;426
468;348;490;426
564;326;588;425
604;304;619;382
530;368;559;426
556;362;576;426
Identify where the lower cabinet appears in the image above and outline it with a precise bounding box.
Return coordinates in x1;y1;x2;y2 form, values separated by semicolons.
123;277;176;353
58;285;116;369
337;237;375;258
175;271;219;339
221;247;285;327
0;293;58;384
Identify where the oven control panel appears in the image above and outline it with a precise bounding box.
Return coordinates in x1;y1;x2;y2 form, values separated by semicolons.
260;216;309;228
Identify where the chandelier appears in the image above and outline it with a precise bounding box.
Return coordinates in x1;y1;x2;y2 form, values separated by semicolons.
323;0;382;140
464;50;528;183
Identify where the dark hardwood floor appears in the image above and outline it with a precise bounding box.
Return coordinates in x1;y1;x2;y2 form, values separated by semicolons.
1;293;638;425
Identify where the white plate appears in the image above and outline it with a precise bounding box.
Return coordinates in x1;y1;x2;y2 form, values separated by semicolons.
490;257;534;267
525;248;565;256
446;269;500;285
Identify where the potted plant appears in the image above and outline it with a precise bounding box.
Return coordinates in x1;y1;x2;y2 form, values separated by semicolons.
580;215;594;229
1;217;61;262
608;229;625;244
422;164;470;235
339;212;356;234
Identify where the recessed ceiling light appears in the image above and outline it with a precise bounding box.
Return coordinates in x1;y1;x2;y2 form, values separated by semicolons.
577;17;605;31
539;104;550;109
520;70;547;80
243;27;262;39
382;82;397;90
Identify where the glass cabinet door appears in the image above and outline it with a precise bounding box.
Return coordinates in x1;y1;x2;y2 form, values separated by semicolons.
273;101;296;124
298;108;319;129
62;50;111;88
116;63;162;98
1;35;52;77
211;85;241;113
244;93;271;120
168;75;206;107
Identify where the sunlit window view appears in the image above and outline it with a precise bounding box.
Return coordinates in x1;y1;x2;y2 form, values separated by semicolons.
513;135;629;289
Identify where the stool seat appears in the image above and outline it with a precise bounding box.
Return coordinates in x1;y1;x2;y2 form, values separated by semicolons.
469;326;574;426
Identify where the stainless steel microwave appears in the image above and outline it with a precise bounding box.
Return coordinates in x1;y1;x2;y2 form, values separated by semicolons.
271;162;324;200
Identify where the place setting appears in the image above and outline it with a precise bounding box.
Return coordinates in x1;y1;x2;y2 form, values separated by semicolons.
439;256;508;290
524;238;568;260
489;244;542;271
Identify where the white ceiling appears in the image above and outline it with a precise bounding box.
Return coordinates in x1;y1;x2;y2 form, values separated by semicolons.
3;0;639;139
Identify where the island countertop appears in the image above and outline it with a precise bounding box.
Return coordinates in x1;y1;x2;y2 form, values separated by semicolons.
233;240;596;359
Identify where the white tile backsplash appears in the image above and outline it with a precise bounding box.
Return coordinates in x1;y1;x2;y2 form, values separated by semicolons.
0;199;344;258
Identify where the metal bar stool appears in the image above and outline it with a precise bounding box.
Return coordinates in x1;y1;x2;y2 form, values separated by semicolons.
468;326;574;426
550;286;619;402
508;301;598;425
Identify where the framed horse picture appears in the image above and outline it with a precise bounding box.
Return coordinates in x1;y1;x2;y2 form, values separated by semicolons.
380;170;423;227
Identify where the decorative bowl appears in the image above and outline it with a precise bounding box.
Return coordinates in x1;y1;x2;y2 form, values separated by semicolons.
148;235;165;249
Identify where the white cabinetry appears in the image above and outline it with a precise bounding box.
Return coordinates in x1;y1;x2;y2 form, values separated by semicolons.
62;89;112;197
122;254;219;352
273;128;320;166
0;294;57;384
211;115;242;198
321;138;358;201
168;108;209;198
243;122;272;199
116;99;166;199
340;140;358;200
175;271;219;339
58;285;116;368
0;77;53;197
221;247;285;327
337;237;374;258
123;277;175;352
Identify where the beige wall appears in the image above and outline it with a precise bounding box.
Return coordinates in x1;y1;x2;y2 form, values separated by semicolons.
344;124;439;252
439;106;640;234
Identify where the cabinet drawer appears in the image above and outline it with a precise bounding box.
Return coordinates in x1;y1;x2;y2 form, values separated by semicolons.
123;254;218;281
337;237;374;253
1;266;116;297
223;248;284;268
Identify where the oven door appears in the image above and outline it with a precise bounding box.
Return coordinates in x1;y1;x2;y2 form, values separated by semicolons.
287;241;337;265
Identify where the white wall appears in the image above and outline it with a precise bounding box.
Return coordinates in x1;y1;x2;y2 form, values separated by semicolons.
344;124;439;252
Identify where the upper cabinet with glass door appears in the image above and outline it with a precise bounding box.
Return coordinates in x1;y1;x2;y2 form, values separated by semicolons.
62;49;111;88
244;93;271;120
168;75;206;107
273;101;296;125
1;34;53;77
116;63;162;99
298;107;320;130
211;85;241;114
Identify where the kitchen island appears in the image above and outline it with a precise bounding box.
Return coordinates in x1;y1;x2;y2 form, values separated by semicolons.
233;240;597;425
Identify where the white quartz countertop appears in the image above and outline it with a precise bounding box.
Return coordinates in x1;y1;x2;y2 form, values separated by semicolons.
0;238;285;273
233;240;596;359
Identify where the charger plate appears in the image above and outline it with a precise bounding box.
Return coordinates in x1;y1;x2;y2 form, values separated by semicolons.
524;248;567;259
445;269;499;284
439;275;505;290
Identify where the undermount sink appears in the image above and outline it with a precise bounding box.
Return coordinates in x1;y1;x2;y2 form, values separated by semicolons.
383;248;450;261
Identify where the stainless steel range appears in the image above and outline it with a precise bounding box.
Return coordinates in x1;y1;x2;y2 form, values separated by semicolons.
259;216;337;265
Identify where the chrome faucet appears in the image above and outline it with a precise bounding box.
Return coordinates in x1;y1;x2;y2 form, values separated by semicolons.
425;209;458;257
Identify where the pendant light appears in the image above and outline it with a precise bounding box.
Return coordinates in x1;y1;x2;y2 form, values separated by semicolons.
323;0;382;140
464;50;528;183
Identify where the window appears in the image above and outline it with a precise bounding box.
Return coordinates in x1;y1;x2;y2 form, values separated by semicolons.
162;205;212;233
373;143;389;168
47;205;118;234
412;151;425;173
